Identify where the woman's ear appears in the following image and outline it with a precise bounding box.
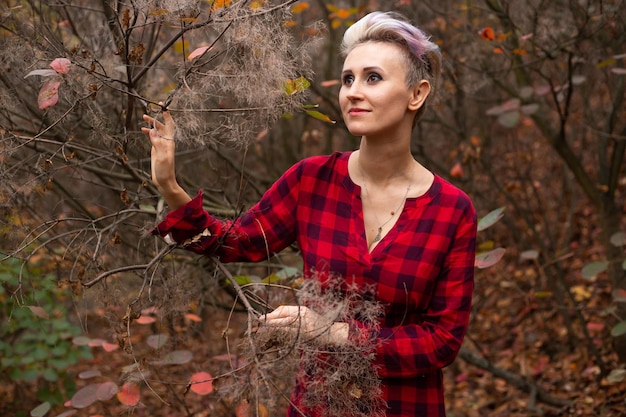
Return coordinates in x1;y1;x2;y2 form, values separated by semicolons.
408;80;431;111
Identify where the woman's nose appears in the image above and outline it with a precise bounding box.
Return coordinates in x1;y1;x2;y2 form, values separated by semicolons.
345;85;363;101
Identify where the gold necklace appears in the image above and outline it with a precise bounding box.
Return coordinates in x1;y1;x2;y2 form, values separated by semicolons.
358;160;413;247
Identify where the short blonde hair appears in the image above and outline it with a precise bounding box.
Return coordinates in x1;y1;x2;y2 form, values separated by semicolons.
341;12;442;121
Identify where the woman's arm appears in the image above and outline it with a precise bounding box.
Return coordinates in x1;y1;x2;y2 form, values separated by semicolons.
141;107;192;210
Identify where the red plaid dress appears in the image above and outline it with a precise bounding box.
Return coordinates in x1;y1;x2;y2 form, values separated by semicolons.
153;151;477;416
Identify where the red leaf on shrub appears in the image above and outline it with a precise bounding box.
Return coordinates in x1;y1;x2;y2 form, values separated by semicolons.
116;382;140;406
96;381;119;401
478;27;495;41
586;322;605;332
141;306;158;315
189;372;213;395
188;46;211;61
236;402;251;417
50;58;71;74
102;342;119;352
70;384;99;408
136;315;156;324
38;80;61;110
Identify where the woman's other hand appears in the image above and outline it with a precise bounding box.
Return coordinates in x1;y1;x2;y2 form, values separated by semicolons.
260;305;349;346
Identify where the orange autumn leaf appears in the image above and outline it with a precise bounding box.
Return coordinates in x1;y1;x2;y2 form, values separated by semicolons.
493;47;504;54
116;382;140;406
185;313;202;322
212;0;231;10
470;135;481;147
512;48;527;56
334;9;352;19
478;27;495;41
291;2;309;13
450;162;464;179
320;79;340;87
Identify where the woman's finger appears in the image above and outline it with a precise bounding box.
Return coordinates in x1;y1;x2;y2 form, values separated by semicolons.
263;305;302;321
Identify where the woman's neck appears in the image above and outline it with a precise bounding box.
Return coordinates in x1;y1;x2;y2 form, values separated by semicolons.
356;139;415;186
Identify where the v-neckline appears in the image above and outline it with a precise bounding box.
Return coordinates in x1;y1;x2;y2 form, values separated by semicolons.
339;151;438;257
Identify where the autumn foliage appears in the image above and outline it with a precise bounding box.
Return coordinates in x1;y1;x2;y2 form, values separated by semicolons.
1;0;625;416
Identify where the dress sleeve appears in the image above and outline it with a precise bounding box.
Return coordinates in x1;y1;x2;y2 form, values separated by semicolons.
360;202;477;378
152;161;303;263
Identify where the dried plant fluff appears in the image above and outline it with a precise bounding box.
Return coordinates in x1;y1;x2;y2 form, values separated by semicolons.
238;275;386;417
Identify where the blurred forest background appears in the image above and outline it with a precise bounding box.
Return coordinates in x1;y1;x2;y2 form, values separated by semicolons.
1;0;625;416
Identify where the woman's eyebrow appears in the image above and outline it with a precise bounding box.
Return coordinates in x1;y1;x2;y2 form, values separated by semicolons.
341;66;384;75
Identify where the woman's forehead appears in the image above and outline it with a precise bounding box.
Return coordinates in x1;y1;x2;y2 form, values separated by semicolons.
342;42;407;71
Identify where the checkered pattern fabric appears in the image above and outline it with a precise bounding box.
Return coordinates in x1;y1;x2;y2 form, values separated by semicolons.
153;151;477;416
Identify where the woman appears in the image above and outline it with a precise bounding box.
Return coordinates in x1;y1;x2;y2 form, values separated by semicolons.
142;11;477;417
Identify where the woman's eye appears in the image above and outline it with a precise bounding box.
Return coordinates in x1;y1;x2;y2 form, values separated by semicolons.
367;73;382;82
342;75;354;85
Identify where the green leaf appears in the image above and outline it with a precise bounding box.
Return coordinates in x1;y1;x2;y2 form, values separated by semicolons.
230;275;254;286
606;368;626;384
610;231;625;247
477;207;505;231
497;111;520;128
581;261;609;280
305;110;336;124
139;204;156;213
30;402;51;417
158;349;193;365
275;266;300;279
72;336;91;346
42;368;59;382
613;289;626;303
610;320;626;337
147;333;169;349
519;249;539;261
260;274;282;284
284;76;311;95
70;384;99;408
475;248;506;269
20;369;41;382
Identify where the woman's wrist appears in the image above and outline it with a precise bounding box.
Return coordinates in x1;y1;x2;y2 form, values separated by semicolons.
158;182;191;210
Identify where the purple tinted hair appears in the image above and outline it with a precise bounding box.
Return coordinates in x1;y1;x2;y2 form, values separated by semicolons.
340;11;442;105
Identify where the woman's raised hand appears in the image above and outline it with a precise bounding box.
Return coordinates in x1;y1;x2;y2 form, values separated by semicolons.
141;106;191;210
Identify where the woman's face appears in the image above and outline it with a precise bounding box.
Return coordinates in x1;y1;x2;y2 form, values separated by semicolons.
339;41;423;139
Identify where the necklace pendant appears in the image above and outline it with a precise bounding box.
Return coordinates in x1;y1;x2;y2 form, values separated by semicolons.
372;227;382;244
